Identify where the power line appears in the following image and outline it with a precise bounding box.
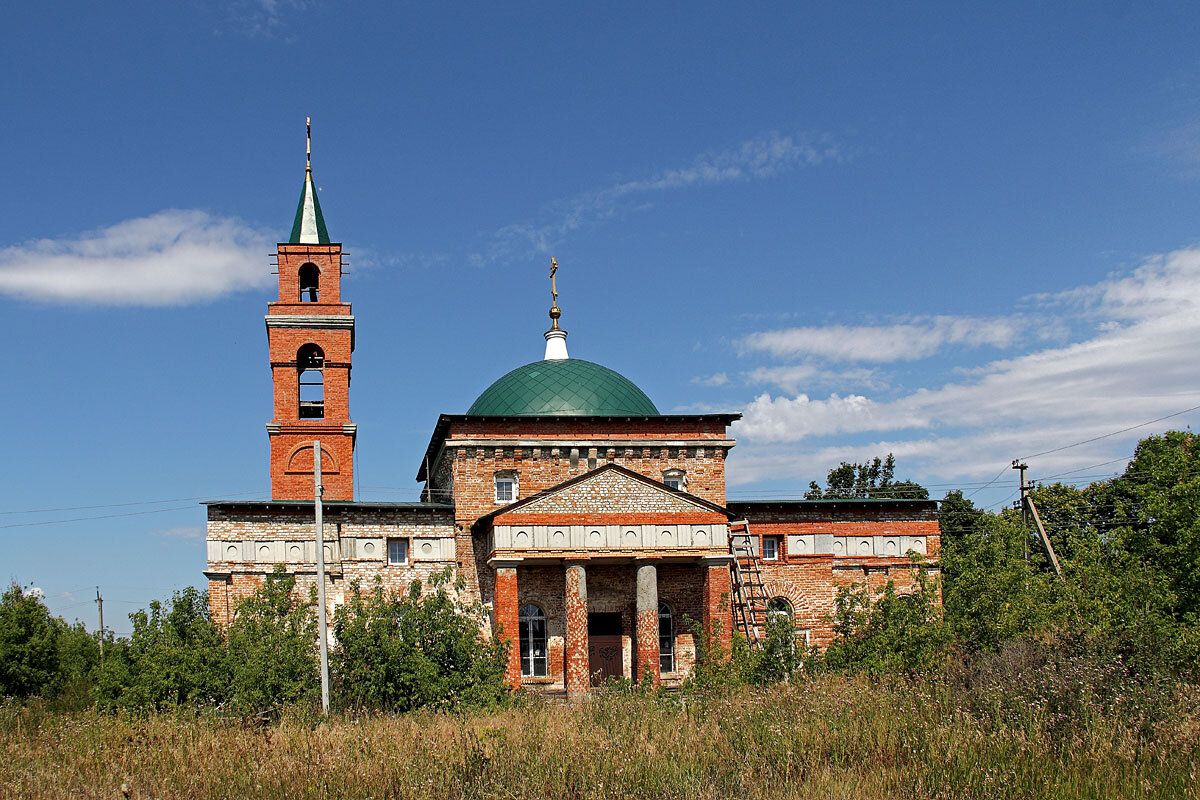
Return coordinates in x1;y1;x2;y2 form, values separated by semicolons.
0;504;200;530
1017;402;1200;461
1;489;266;516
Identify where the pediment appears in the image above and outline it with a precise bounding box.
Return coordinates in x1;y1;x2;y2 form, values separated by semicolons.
493;465;727;524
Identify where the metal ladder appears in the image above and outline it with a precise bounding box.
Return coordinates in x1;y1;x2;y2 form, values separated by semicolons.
728;520;769;648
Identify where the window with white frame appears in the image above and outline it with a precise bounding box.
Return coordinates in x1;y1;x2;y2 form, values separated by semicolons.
658;601;675;673
519;603;548;677
494;471;517;503
762;535;782;561
662;469;685;491
387;537;408;565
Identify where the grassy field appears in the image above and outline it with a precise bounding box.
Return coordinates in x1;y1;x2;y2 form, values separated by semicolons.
3;674;1197;800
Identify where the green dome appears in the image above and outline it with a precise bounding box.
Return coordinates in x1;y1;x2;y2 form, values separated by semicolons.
467;359;660;416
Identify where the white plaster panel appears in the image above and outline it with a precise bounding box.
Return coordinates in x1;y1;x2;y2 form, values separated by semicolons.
622;528;640;548
413;537;452;561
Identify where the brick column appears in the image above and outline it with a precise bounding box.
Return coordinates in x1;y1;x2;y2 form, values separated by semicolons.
635;560;660;685
701;556;733;660
564;560;589;700
491;559;522;691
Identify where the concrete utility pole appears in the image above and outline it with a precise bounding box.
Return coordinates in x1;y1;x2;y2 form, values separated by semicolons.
314;441;331;715
95;587;104;660
1012;461;1064;578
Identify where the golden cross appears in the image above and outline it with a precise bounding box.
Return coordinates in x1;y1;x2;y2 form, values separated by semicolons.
549;257;559;305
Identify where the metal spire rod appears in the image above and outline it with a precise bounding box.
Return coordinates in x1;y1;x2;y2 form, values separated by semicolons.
548;256;561;330
306;116;312;175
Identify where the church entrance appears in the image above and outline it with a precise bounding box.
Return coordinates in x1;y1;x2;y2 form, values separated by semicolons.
587;613;623;684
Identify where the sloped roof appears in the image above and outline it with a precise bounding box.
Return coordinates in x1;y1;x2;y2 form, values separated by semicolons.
288;172;330;244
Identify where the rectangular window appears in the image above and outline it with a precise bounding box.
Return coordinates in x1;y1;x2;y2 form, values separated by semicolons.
762;536;781;561
387;538;408;565
520;616;547;677
664;478;681;490
495;479;514;503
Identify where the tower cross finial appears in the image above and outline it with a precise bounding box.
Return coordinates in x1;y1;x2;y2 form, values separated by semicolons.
306;116;312;175
548;256;561;330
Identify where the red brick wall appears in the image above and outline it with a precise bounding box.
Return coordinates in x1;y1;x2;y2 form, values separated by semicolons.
443;417;732;528
736;505;941;648
494;566;520;689
266;243;355;501
274;244;346;306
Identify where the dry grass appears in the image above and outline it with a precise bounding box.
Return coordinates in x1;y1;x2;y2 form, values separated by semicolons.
2;676;1197;800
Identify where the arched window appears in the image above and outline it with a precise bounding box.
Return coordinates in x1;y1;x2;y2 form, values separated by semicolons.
767;597;793;623
297;344;325;419
519;603;547;677
298;263;320;302
663;469;686;491
658;601;675;673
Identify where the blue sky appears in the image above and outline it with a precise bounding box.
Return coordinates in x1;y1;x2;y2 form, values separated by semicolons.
5;2;1200;632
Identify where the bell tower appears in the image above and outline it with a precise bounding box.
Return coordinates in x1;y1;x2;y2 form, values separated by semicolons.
265;119;355;500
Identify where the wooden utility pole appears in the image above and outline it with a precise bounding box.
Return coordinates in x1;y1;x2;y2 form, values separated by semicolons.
314;441;331;715
1012;460;1064;578
95;587;104;659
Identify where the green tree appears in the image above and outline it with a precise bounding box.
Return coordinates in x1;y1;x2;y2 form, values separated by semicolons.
940;510;1074;652
332;569;509;711
823;564;949;674
938;489;985;542
0;584;63;698
226;569;318;715
95;586;230;712
806;454;929;500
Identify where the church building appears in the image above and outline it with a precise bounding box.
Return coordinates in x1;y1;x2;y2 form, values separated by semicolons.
204;133;940;698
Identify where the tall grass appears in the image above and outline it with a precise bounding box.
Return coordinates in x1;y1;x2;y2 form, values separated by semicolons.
3;671;1196;800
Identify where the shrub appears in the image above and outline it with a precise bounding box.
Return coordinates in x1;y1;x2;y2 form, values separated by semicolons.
0;584;64;698
95;586;229;712
823;563;949;674
225;569;319;715
332;568;509;712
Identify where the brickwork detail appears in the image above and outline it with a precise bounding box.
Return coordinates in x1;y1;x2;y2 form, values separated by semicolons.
702;560;733;658
564;563;589;699
503;469;719;518
436;418;733;528
493;565;520;690
635;562;660;685
267;242;355;500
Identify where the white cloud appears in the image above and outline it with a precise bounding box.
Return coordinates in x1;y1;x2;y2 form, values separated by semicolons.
691;372;729;387
155;525;207;541
478;132;846;264
728;246;1200;486
739;315;1021;363
0;210;275;306
744;364;887;393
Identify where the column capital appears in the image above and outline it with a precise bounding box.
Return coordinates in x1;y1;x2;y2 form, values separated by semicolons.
488;557;523;570
563;557;590;568
699;554;733;566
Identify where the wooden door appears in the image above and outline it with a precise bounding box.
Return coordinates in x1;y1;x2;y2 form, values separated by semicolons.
587;613;623;684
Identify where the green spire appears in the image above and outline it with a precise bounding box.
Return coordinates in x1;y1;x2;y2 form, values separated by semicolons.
288;173;331;244
288;117;331;244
